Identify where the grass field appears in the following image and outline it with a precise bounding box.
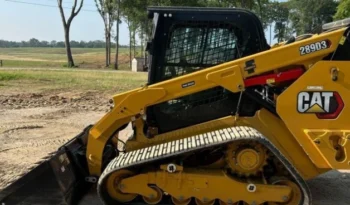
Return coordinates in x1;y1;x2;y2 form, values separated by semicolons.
0;67;148;94
0;47;136;69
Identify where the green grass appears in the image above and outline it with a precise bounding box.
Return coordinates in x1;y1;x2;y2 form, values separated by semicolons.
1;60;63;67
0;48;145;91
0;47;129;57
0;68;148;93
0;72;26;81
0;47;135;69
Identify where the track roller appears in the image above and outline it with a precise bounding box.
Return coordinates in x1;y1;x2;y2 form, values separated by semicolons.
171;196;191;205
194;198;215;205
142;185;163;204
105;169;137;202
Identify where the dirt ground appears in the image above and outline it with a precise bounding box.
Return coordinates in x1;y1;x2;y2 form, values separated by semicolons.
1;88;350;205
0;89;111;189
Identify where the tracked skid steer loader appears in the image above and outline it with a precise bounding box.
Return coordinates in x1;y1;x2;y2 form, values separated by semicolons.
2;6;350;205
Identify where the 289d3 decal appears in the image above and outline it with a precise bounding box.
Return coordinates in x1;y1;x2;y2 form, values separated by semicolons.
297;91;344;119
299;40;331;56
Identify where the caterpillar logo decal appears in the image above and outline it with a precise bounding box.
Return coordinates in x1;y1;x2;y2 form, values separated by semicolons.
297;91;344;119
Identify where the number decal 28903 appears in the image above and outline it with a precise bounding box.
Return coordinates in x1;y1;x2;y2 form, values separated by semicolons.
299;40;330;56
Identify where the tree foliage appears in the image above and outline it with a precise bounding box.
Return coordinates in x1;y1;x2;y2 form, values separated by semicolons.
287;0;338;35
334;0;350;20
266;2;291;43
118;0;273;63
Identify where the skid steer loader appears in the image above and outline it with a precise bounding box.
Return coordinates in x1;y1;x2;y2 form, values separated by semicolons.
1;6;350;205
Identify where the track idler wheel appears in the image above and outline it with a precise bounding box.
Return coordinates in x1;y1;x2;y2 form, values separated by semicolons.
142;185;163;204
269;177;302;205
195;198;215;205
171;196;191;205
105;169;137;203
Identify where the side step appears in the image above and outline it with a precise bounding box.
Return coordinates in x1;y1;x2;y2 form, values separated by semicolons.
0;125;94;205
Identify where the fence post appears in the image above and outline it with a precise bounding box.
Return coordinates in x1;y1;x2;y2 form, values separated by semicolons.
0;60;2;67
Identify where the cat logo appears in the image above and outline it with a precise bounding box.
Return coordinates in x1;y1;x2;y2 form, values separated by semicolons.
297;91;344;119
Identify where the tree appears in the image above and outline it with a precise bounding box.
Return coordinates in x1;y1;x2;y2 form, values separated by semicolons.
29;38;40;47
120;0;209;69
334;0;350;20
95;0;116;67
57;0;84;67
118;0;274;70
125;17;133;68
50;40;57;47
120;0;138;68
56;41;66;47
41;41;50;47
267;2;290;43
197;0;272;28
287;0;338;35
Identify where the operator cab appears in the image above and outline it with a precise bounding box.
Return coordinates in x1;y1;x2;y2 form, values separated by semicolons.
146;6;270;83
144;7;270;136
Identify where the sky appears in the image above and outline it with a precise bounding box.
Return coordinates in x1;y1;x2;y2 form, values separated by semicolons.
0;0;131;44
0;0;281;45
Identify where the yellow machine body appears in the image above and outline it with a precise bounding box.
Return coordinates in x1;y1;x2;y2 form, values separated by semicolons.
77;17;350;204
86;26;349;179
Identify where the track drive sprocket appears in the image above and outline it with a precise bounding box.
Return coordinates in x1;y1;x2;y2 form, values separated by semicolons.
225;141;269;177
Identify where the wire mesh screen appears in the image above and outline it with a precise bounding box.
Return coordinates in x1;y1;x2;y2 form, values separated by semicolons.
162;21;239;80
159;21;240;112
152;21;243;133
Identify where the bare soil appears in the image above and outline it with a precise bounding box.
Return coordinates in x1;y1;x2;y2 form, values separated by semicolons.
0;89;111;189
1;88;350;205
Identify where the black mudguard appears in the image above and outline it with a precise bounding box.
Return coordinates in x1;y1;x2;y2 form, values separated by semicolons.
0;125;94;205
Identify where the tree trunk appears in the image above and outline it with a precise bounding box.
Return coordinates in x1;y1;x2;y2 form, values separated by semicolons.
241;0;245;8
57;0;83;68
108;34;111;66
114;0;120;70
105;35;109;67
257;0;263;26
105;25;109;67
133;29;136;58
141;30;144;59
108;33;111;66
114;22;119;70
64;27;74;67
128;20;132;69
